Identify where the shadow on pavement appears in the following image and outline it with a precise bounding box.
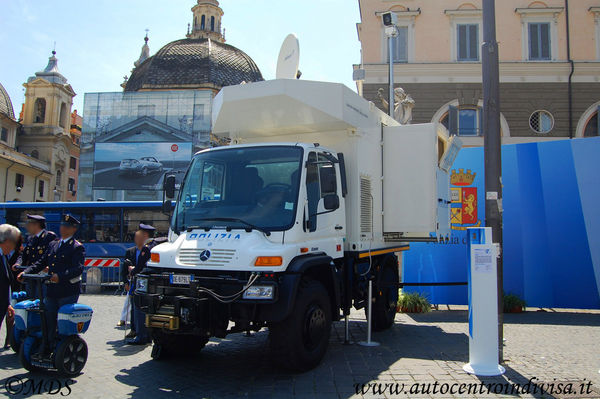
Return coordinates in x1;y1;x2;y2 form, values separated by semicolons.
407;309;600;327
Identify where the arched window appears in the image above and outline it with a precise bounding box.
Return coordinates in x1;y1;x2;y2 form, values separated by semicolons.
56;169;62;186
201;15;206;30
59;103;68;128
440;105;483;136
211;16;215;31
433;99;510;138
31;149;39;159
584;110;599;137
34;98;46;123
194;16;197;29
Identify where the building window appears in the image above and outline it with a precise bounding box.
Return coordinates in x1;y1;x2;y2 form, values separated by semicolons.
387;26;408;63
70;156;77;170
137;104;155;118
528;23;551;60
68;178;75;192
193;104;204;121
529;110;554;134
56;169;62;186
211;16;215;32
38;180;44;198
201;15;205;30
457;24;479;61
15;173;24;189
583;111;599;137
59;103;68;128
31;150;39;159
34;98;46;123
1;127;8;142
441;105;482;136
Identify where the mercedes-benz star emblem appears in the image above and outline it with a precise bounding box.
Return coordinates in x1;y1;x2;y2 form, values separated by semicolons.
199;250;211;262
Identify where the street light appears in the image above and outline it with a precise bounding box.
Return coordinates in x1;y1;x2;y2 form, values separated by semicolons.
382;12;398;118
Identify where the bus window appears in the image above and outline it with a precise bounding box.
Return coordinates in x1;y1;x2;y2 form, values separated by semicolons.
7;209;62;236
123;208;170;243
70;209;121;243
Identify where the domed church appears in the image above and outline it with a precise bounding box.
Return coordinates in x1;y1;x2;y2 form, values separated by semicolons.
123;0;263;92
80;0;264;201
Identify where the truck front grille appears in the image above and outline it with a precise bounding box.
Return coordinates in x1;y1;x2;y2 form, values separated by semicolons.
177;248;236;267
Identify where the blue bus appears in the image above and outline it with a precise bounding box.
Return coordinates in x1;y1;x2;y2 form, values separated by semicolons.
0;201;172;287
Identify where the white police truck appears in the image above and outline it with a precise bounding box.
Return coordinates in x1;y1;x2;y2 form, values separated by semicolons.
135;79;459;370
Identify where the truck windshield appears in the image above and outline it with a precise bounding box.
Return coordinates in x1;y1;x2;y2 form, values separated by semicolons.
172;146;303;233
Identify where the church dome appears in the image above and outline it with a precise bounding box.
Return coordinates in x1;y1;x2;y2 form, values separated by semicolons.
124;38;263;92
0;82;15;120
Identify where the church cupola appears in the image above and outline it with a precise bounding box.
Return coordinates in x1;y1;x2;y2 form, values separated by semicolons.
187;0;225;42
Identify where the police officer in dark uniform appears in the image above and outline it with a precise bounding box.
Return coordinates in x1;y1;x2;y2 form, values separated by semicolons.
18;214;84;357
125;223;157;345
13;215;57;278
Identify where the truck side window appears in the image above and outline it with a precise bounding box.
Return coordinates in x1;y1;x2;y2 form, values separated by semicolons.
306;152;319;232
317;153;337;197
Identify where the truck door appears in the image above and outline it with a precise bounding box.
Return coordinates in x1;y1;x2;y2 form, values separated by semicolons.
304;151;345;255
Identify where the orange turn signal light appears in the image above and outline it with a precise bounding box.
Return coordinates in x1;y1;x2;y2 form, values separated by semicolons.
150;253;160;263
254;256;283;267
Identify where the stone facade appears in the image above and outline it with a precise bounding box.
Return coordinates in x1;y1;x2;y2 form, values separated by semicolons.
355;0;600;146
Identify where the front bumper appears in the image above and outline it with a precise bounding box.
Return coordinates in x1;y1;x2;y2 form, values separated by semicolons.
134;269;300;331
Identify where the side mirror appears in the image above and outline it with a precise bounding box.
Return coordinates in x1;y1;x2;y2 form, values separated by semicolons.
164;174;176;199
162;200;172;214
323;194;340;211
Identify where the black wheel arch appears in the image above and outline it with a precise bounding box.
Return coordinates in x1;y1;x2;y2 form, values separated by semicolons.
258;254;342;323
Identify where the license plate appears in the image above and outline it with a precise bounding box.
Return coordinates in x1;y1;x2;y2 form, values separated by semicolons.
169;274;194;285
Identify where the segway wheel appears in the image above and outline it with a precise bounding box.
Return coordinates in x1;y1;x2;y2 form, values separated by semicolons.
9;326;21;353
19;339;41;372
55;336;88;376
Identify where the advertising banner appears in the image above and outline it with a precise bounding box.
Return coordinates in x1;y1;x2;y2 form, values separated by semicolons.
93;142;192;190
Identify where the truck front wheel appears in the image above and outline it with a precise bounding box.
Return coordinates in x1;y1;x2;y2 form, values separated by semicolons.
269;279;332;371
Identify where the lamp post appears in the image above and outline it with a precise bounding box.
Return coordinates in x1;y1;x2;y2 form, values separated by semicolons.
382;12;398;118
482;0;504;363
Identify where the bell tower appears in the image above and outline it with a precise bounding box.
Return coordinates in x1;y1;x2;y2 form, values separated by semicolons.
187;0;225;42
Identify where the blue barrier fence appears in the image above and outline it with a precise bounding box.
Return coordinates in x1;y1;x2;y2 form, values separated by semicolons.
403;137;600;309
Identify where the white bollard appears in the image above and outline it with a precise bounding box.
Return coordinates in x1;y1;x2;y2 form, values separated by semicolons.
463;227;505;376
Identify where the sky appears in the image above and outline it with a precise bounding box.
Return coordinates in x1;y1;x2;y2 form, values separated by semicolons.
0;0;362;115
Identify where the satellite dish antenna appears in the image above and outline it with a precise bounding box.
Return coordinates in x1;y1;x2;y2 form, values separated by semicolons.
276;34;300;79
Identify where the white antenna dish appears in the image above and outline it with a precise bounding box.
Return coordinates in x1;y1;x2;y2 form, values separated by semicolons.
276;34;300;79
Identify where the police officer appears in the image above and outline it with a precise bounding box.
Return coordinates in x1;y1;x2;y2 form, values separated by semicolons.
18;214;84;357
126;223;156;345
13;215;57;274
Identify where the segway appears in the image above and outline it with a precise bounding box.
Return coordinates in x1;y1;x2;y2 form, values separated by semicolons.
14;273;93;376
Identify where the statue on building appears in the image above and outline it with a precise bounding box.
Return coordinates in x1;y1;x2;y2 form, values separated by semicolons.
377;87;415;124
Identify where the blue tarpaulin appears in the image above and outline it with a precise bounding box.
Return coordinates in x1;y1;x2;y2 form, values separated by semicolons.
403;137;600;309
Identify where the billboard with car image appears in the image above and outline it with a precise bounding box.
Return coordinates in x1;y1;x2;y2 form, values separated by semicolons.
93;142;192;190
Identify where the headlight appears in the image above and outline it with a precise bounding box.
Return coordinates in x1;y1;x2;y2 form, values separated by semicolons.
243;285;274;300
136;277;148;293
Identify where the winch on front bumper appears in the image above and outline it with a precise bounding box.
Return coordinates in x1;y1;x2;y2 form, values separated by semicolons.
133;268;301;336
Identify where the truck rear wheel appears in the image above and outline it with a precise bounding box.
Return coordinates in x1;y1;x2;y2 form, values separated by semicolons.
269;279;332;371
369;257;399;332
151;333;209;360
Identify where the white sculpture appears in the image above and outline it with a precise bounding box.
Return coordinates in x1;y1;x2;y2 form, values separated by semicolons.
377;87;415;125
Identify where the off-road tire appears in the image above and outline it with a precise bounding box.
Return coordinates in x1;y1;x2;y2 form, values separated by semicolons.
269;279;332;371
368;257;399;332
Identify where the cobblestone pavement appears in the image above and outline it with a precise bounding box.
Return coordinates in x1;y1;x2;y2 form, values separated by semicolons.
0;294;598;398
